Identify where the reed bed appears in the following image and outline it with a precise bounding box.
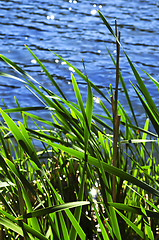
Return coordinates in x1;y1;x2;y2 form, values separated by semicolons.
0;11;158;240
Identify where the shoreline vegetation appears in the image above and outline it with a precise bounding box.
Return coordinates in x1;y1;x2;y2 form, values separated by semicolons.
0;11;158;239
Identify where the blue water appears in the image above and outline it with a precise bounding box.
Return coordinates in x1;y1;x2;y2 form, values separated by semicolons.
0;0;159;127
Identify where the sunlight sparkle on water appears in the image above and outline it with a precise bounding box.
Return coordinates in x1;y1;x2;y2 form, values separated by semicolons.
93;96;100;104
69;67;75;72
91;9;97;15
61;61;67;65
31;59;37;64
47;15;55;20
90;187;97;199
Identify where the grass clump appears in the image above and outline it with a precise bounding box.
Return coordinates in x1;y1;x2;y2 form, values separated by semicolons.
0;11;158;240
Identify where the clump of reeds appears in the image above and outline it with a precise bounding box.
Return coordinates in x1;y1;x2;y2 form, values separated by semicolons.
0;11;158;240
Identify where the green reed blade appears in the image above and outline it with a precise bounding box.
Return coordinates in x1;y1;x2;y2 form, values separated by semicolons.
52;52;110;103
140;202;155;240
108;203;159;218
114;209;144;239
5;159;41;232
0;109;41;168
0;217;23;237
16;201;90;220
141;69;159;89
0;71;26;84
107;48;138;126
25;45;67;100
0;55;39;85
97;11;116;39
0;209;48;240
41;170;87;240
131;84;159;136
92;202;109;240
58;211;70;240
71;73;86;120
126;54;159;121
140;118;149;160
0;191;16;217
84;81;93;150
69;163;86;240
3;106;46;113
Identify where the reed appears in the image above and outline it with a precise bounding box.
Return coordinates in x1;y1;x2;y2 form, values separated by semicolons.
0;11;158;240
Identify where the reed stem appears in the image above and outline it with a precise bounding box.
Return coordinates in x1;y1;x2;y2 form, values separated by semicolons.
112;20;121;202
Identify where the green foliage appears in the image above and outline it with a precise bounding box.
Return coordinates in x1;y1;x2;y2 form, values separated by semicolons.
0;11;158;240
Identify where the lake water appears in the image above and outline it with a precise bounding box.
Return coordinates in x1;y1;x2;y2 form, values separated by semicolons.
0;0;159;128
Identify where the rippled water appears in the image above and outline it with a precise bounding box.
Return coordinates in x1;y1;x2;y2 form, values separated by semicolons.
0;0;159;125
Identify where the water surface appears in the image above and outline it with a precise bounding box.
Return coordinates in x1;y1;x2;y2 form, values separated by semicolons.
0;0;159;127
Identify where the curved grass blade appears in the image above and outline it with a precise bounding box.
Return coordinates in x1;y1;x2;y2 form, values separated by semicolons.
0;217;23;237
52;51;110;103
114;209;144;239
25;45;67;100
131;83;159;136
0;109;41;168
140;69;159;89
108;203;159;218
0;72;26;84
0;210;48;240
16;201;90;220
126;54;159;121
0;55;38;84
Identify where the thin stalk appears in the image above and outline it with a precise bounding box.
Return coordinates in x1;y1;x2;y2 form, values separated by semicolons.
111;20;121;202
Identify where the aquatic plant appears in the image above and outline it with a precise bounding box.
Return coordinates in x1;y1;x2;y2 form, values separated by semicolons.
0;11;158;240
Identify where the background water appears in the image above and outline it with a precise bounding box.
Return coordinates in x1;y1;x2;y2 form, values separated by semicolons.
0;0;159;128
